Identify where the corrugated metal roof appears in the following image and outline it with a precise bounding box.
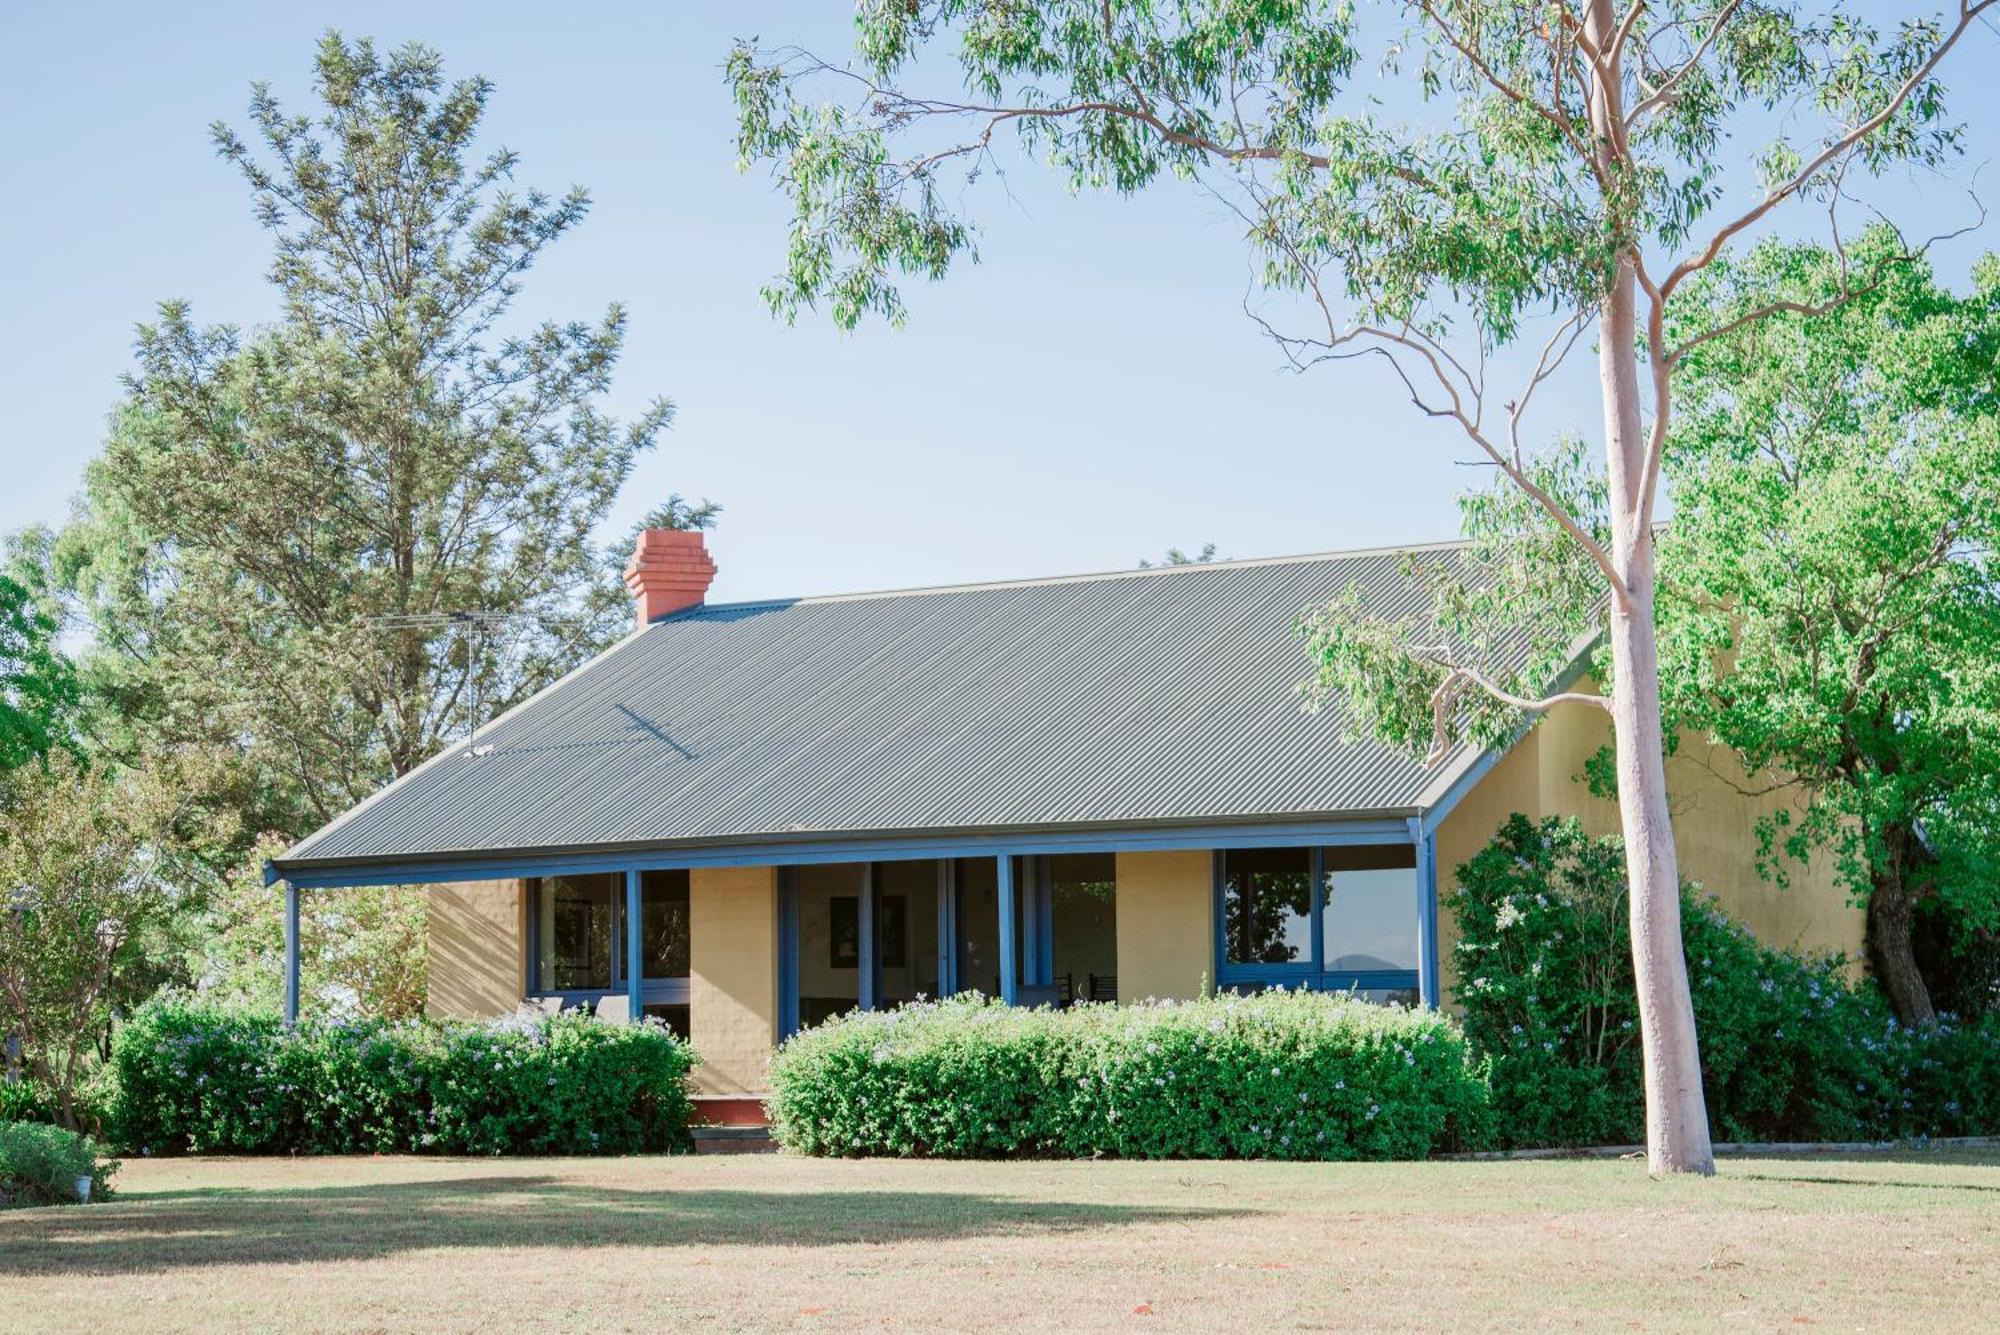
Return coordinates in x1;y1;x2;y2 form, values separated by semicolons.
278;542;1493;871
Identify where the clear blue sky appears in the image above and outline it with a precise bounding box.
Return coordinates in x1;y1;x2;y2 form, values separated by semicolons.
3;4;1995;604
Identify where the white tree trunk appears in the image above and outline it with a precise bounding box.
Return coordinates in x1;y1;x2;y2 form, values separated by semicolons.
1581;0;1714;1179
1598;254;1716;1178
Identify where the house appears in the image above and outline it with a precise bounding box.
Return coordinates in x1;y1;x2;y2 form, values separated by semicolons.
271;529;1862;1096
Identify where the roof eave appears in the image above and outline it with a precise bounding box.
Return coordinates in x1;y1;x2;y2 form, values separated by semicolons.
270;805;1432;885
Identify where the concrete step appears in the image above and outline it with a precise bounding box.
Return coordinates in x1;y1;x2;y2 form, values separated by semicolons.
692;1125;777;1155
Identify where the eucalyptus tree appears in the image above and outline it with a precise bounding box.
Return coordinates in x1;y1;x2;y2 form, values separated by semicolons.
1326;236;2000;1029
729;2;1996;1173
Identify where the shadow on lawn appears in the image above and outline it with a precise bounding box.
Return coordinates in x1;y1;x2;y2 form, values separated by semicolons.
1732;1150;2000;1195
0;1173;1251;1277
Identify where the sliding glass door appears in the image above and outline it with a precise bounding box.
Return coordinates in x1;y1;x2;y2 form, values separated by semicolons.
781;854;1122;1035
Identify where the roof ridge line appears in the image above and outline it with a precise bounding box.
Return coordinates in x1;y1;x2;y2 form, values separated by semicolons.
686;536;1469;614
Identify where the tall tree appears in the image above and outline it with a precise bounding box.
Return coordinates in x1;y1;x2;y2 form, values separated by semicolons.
28;34;673;1016
0;750;232;1128
729;3;1995;1173
1658;239;2000;1024
0;572;75;774
1311;237;2000;1028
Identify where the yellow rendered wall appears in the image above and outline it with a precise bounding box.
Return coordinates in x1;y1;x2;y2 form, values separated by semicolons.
1433;688;1865;1001
1113;849;1213;1002
689;865;779;1095
1432;729;1543;999
426;880;526;1020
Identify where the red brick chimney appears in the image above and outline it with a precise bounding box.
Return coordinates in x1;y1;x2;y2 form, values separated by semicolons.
624;529;717;625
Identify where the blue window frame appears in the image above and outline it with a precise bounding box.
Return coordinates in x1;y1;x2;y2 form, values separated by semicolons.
1213;845;1424;1005
525;870;691;1017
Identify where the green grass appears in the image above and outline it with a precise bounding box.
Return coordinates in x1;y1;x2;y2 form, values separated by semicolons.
3;1150;1996;1330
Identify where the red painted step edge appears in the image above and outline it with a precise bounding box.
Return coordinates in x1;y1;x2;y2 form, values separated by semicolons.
689;1094;769;1128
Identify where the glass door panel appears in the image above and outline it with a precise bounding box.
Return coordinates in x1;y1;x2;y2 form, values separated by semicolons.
792;863;865;1028
1049;853;1117;1005
875;859;942;1007
954;858;1001;998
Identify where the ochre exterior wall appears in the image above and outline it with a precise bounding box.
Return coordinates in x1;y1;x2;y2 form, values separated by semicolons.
1432;727;1544;995
425;880;526;1021
1433;690;1865;1000
1114;849;1213;1002
689;865;779;1095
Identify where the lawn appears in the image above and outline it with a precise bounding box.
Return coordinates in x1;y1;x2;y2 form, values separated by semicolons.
3;1150;1996;1332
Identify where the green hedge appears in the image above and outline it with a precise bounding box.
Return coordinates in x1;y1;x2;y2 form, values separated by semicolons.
0;1121;117;1207
768;991;1491;1160
0;1079;62;1126
0;1076;111;1134
110;1002;698;1156
1455;815;2000;1148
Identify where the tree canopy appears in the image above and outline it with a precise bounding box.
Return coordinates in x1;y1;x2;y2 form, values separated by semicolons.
0;572;75;774
730;0;1997;1175
14;34;678;1020
28;33;673;837
1659;239;2000;1022
1309;234;2000;1025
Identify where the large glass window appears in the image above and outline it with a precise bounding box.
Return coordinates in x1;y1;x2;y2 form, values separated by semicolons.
1049;854;1117;1005
954;857;1001;999
530;870;692;1036
1216;845;1423;1004
1221;847;1313;967
791;863;865;1028
781;855;1121;1034
639;870;691;980
536;874;617;992
1322;846;1419;974
876;859;943;1008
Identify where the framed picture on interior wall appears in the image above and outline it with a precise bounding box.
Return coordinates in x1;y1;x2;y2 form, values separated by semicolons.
830;895;859;969
879;894;907;968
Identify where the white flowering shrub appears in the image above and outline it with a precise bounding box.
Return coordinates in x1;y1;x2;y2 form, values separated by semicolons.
109;1001;697;1155
1455;815;2000;1147
767;991;1491;1160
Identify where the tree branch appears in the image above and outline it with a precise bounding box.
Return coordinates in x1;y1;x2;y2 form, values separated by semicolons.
1416;646;1610;765
1660;0;1998;302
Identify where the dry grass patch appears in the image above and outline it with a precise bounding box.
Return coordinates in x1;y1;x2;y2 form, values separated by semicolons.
2;1150;1995;1331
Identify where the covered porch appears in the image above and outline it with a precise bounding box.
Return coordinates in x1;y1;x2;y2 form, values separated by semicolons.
271;815;1446;1094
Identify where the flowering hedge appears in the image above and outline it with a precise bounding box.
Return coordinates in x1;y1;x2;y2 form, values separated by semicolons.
1455;815;2000;1148
767;991;1492;1160
109;1001;697;1156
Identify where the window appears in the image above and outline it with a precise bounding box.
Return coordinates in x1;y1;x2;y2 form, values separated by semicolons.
1215;845;1423;1003
1322;846;1420;974
1048;853;1117;1006
1221;847;1313;967
536;875;616;992
873;859;941;1008
790;863;865;1028
528;870;691;1013
639;872;690;980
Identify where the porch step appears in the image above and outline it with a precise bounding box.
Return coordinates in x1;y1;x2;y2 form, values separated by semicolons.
692;1124;778;1155
689;1094;769;1128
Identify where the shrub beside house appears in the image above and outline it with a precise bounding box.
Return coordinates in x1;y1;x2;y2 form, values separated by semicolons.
109;1005;696;1156
766;991;1491;1161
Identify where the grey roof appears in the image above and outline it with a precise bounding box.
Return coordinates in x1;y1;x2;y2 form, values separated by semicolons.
278;543;1492;872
